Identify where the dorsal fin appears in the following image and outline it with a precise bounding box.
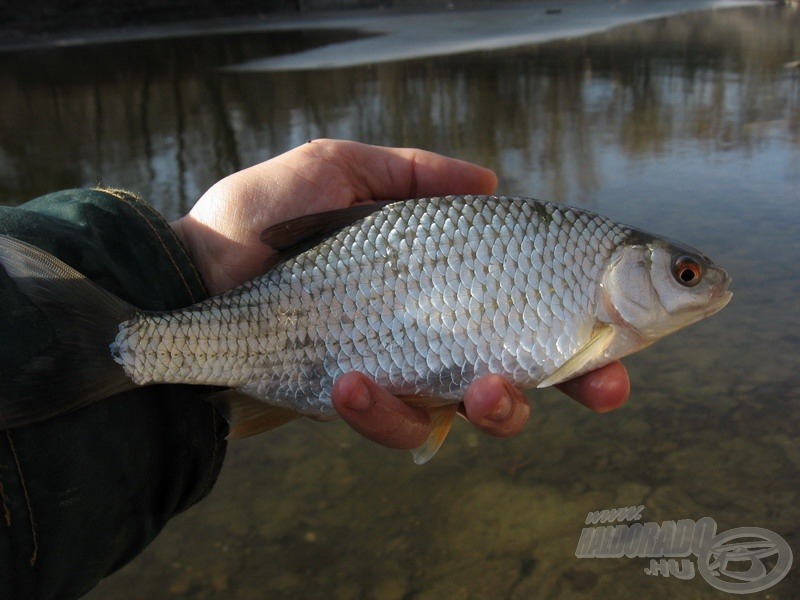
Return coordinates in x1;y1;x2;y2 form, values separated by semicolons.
260;201;396;270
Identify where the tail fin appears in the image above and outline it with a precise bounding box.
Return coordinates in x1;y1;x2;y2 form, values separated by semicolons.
0;235;138;429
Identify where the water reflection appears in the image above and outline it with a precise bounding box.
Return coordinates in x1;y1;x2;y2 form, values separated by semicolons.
0;7;797;216
0;28;370;212
1;5;799;599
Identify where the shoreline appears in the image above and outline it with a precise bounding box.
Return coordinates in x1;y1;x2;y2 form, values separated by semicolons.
5;1;548;52
0;0;770;55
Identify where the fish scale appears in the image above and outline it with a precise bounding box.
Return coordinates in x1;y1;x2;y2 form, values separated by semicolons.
110;196;630;417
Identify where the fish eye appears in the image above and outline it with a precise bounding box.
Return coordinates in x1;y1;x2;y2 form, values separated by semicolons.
672;255;703;287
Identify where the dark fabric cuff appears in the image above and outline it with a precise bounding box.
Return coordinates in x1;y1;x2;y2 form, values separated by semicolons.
0;189;228;600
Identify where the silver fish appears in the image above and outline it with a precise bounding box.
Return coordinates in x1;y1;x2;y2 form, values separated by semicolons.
0;195;731;463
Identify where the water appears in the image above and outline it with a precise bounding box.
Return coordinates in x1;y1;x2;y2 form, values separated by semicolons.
1;4;799;598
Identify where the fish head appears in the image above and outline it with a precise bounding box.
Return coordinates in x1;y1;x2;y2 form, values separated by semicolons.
599;238;732;343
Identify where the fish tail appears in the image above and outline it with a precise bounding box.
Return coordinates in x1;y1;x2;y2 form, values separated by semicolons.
0;234;138;429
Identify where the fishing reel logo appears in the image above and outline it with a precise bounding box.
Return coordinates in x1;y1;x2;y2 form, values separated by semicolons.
575;506;793;594
697;527;793;593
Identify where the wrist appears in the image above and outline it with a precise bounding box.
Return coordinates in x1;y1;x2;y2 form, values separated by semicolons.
170;215;221;294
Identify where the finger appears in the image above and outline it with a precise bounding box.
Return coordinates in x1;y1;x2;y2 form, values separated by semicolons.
462;375;530;438
310;139;498;199
332;372;431;450
555;361;630;413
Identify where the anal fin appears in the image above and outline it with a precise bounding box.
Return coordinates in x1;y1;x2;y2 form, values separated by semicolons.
207;390;301;439
408;403;459;465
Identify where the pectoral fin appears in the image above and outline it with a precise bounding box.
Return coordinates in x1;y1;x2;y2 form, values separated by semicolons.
409;404;459;465
207;390;301;439
537;324;615;388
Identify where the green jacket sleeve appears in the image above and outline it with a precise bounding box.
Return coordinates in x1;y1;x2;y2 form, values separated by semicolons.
0;188;228;600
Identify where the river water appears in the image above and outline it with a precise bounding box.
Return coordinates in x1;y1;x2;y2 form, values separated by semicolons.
1;3;798;599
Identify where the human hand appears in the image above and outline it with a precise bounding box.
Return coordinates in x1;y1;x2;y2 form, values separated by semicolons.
171;139;629;450
332;364;628;450
172;139;501;296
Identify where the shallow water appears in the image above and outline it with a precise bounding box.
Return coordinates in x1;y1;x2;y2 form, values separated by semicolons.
1;4;799;599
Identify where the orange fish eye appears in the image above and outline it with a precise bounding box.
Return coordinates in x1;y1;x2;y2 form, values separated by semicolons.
672;256;703;287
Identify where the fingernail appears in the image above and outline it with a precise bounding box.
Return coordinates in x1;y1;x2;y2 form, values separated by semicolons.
344;380;373;412
487;390;513;422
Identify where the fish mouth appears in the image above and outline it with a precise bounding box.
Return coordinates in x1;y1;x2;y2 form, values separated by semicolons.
703;289;733;317
703;269;733;317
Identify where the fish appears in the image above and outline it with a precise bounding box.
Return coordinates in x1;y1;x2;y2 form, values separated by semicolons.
0;195;732;463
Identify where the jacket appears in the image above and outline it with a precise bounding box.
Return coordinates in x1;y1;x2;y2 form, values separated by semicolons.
0;188;228;599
